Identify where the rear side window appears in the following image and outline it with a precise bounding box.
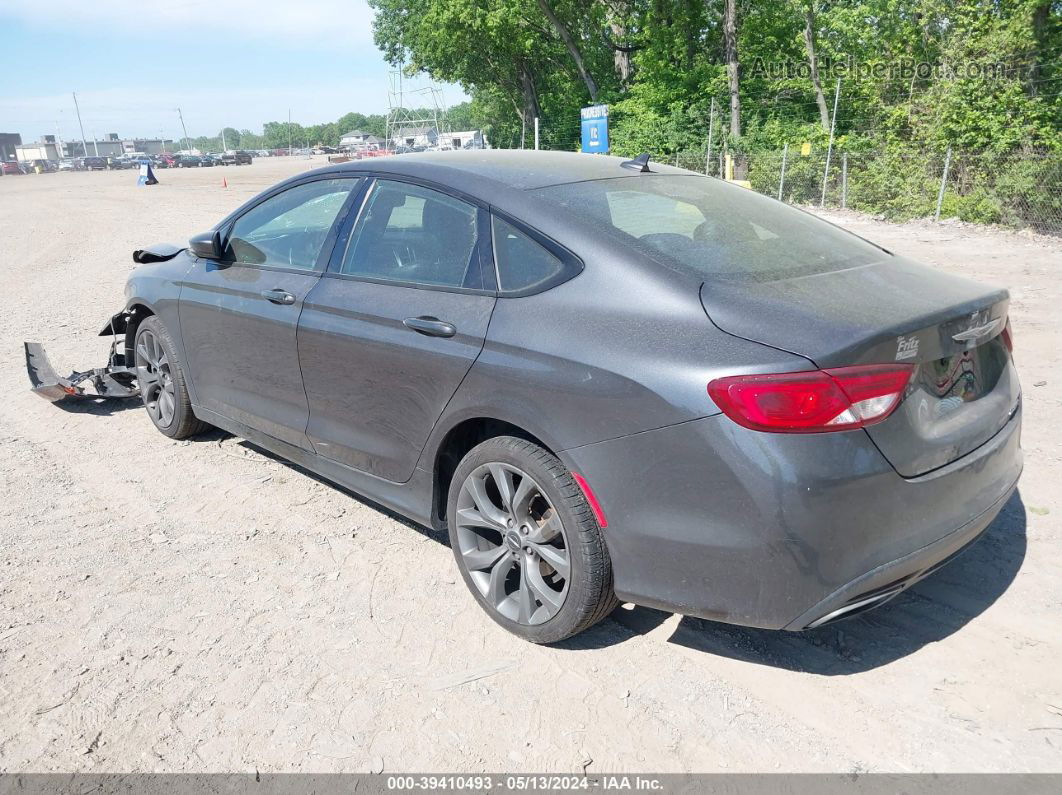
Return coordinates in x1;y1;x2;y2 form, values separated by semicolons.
535;175;886;281
491;217;566;293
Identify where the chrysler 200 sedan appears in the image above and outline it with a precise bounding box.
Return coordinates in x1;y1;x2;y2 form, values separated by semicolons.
26;151;1022;643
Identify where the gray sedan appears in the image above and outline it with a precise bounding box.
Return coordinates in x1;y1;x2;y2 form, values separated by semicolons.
26;151;1022;643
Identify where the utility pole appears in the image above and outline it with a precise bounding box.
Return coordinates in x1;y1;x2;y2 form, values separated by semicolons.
288;109;293;156
72;92;89;158
534;117;540;150
820;77;840;208
221;128;227;152
177;107;191;153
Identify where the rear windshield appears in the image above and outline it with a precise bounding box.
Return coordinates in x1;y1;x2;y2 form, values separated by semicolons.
535;175;886;281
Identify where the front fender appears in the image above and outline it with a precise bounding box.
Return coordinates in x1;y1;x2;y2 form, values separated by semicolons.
121;250;199;401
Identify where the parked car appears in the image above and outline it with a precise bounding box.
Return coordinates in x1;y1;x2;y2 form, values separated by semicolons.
82;156;108;171
57;159;77;171
175;155;202;168
1;160;22;175
200;154;219;167
26;159;58;173
107;156;133;170
28;152;1021;644
220;150;253;166
155;154;177;168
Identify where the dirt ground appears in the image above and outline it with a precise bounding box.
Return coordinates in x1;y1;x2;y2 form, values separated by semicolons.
1;158;1060;774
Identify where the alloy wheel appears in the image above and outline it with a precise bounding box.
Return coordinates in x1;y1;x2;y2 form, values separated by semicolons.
135;329;176;427
455;463;571;625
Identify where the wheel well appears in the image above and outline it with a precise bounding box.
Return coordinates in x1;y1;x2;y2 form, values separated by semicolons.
121;304;155;363
432;418;550;529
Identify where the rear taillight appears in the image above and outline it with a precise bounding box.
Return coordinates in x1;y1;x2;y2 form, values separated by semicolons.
1001;318;1014;353
708;364;914;433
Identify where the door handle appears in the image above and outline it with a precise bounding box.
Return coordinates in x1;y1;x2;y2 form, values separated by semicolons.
403;316;457;338
262;288;296;305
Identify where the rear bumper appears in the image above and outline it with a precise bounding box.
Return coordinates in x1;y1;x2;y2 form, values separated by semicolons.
782;482;1014;629
560;404;1022;630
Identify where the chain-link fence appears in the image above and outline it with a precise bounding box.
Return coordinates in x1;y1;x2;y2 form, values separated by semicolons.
531;125;1061;235
748;149;954;215
670;146;1061;235
671;145;1062;234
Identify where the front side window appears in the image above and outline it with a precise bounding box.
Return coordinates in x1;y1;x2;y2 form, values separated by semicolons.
225;178;357;270
339;180;481;289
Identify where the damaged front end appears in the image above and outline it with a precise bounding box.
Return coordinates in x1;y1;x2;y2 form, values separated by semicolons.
24;246;186;403
25;310;140;402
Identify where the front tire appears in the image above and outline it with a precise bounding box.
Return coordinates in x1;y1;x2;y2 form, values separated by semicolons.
134;317;210;439
447;436;618;643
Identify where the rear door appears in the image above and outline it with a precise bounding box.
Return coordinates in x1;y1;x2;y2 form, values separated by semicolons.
179;176;361;449
298;177;496;481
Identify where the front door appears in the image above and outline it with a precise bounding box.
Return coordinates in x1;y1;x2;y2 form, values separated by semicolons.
298;178;497;481
179;176;361;448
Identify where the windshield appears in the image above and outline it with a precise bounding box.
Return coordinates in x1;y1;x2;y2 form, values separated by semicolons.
535;175;887;281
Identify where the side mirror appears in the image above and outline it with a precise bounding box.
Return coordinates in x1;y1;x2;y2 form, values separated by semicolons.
189;230;224;260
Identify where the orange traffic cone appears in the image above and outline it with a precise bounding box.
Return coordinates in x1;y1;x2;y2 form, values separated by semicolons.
222;177;228;188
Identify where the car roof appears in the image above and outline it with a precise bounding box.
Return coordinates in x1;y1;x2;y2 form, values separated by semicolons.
218;150;707;292
322;150;690;192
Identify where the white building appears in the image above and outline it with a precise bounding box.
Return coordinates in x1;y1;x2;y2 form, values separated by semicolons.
61;136;174;158
390;126;438;149
436;130;487;150
15;140;62;162
339;130;382;151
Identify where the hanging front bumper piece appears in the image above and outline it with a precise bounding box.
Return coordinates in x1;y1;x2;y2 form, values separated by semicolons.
24;310;140;402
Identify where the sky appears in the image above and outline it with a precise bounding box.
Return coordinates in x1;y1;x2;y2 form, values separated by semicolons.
0;0;464;144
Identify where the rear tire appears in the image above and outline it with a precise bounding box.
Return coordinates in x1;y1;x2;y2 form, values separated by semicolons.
447;436;618;644
134;317;210;439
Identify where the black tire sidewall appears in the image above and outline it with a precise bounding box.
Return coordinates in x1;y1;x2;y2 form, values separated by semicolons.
447;436;609;644
135;317;190;437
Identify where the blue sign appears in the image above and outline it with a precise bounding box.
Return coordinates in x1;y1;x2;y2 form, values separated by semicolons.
580;104;609;154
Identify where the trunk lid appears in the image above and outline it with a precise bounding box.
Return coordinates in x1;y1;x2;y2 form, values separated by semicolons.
700;257;1020;477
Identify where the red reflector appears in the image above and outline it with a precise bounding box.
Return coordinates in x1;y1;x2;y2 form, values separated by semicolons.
1001;318;1014;353
572;472;608;528
708;364;914;433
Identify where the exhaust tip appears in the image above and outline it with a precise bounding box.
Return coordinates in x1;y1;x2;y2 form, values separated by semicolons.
804;587;903;630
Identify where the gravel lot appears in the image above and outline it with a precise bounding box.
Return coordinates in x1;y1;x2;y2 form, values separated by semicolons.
1;158;1060;774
